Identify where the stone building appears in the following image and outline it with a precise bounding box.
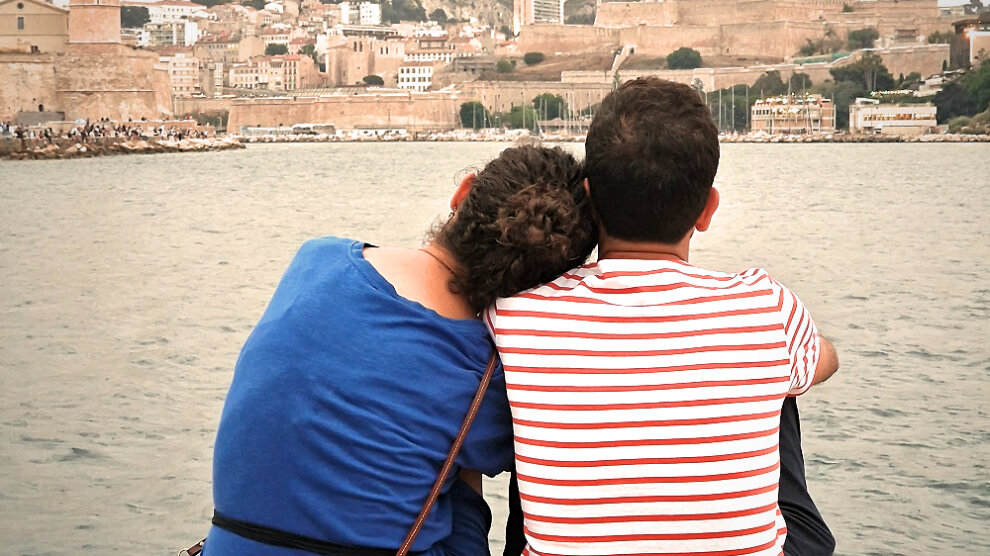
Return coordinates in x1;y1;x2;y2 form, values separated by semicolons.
0;0;68;53
0;0;172;121
325;35;404;86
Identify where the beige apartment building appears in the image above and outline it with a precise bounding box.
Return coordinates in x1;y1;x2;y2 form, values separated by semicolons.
751;95;836;135
160;49;201;97
0;0;68;53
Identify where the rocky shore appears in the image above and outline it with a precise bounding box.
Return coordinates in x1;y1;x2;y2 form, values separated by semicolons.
1;136;245;161
719;133;990;143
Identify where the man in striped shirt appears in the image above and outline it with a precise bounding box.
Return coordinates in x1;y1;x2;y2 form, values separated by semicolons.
487;78;840;556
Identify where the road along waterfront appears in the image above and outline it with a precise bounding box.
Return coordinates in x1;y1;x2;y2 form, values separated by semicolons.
1;142;988;555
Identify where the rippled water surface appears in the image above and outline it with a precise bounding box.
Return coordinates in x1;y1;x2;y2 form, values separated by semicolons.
1;143;988;555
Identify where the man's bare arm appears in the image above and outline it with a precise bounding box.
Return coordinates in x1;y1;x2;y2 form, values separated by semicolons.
812;336;839;386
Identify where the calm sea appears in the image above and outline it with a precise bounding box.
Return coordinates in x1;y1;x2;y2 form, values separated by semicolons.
1;142;988;555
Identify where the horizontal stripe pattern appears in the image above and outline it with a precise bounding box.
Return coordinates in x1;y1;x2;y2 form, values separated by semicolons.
488;259;820;556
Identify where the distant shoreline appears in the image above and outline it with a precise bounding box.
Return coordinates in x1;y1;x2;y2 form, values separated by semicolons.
234;133;990;145
4;133;987;161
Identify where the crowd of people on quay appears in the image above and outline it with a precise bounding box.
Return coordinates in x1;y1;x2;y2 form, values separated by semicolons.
1;118;213;143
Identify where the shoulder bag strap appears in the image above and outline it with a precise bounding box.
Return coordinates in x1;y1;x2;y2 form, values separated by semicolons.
396;350;500;556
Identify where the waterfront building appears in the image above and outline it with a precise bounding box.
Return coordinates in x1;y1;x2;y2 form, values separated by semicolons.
751;95;836;135
848;97;938;135
0;0;68;53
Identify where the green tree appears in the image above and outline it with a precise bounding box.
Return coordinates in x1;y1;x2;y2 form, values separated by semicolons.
847;27;879;50
830;52;894;91
900;72;923;88
532;93;567;120
523;52;545;65
751;70;788;97
842;2;853;12
495;58;515;73
242;0;265;10
363;74;384;86
429;8;448;23
265;43;289;56
965;59;990;113
666;47;703;70
790;72;813;93
935;81;977;123
459;101;490;129
120;6;149;28
507;104;538;130
811;80;865;129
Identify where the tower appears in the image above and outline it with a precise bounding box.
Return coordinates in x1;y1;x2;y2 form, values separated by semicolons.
68;0;121;45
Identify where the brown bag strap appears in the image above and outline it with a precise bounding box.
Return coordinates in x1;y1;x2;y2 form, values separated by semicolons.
396;350;500;556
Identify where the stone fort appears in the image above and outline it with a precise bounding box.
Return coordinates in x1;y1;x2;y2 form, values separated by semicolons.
517;0;948;60
1;0;171;122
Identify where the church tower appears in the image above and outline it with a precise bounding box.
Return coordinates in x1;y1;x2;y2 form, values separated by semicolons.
68;0;121;45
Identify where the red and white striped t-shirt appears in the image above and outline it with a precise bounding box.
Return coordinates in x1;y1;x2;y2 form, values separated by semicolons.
485;258;821;556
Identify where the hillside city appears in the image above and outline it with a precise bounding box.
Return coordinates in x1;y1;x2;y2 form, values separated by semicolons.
2;0;990;148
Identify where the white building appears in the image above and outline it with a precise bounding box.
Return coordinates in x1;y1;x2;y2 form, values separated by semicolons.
513;0;563;34
140;19;199;47
849;98;938;136
397;61;435;91
340;1;380;26
146;0;201;24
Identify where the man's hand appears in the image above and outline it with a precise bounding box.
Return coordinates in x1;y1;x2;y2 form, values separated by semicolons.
812;337;839;386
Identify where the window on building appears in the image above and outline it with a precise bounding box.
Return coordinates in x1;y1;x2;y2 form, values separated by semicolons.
18;16;25;30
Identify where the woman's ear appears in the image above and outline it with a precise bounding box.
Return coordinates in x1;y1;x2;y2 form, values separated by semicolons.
450;172;475;211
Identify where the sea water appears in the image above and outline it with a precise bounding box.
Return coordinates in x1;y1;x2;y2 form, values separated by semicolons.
1;142;988;555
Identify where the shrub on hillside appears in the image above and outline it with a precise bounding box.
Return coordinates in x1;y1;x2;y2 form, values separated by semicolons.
496;58;515;73
666;47;702;70
523;52;545;65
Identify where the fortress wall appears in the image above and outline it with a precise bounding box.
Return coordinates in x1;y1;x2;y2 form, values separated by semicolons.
517;24;619;55
721;20;826;58
55;45;172;121
0;54;59;121
851;0;938;19
618;25;721;57
226;94;459;132
868;44;949;78
594;2;675;28
462;81;612;113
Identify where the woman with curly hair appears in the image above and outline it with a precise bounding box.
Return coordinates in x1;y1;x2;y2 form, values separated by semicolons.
202;145;597;556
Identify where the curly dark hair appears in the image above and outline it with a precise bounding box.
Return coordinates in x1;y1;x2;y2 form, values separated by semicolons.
431;145;597;313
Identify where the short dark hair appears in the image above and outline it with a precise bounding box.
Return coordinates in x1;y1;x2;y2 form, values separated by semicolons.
585;78;719;244
433;145;596;312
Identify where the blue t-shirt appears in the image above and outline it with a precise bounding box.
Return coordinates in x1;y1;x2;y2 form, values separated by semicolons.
207;237;513;555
